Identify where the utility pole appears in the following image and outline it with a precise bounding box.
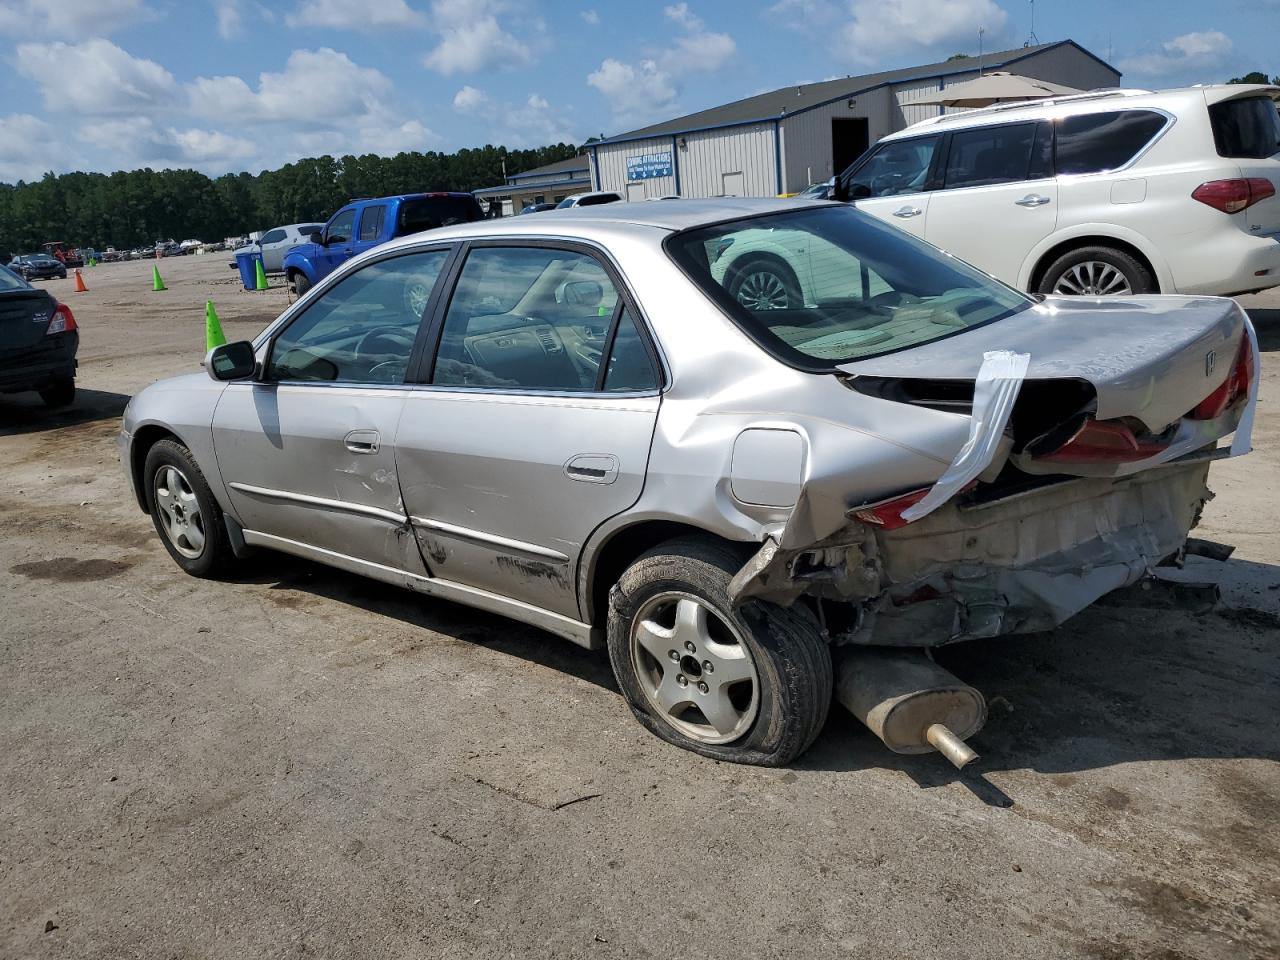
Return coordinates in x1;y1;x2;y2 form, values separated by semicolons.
1027;0;1039;46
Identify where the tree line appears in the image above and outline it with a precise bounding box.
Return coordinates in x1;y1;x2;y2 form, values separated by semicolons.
0;143;580;256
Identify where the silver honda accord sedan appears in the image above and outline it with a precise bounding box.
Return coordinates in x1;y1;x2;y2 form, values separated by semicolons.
120;198;1257;766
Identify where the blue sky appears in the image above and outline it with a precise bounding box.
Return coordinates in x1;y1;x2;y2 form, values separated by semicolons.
0;0;1275;183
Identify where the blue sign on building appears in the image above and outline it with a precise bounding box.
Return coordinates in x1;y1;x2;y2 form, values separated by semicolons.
626;152;673;181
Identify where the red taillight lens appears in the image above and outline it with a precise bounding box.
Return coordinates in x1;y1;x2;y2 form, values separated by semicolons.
851;487;931;530
46;303;76;335
1190;336;1253;420
1036;419;1167;464
1192;178;1275;214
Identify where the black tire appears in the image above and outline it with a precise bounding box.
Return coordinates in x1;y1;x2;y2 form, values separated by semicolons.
607;536;832;766
143;438;233;578
1037;245;1156;296
38;377;75;407
291;271;312;298
726;255;803;310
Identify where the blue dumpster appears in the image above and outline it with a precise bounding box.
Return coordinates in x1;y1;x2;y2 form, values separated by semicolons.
235;250;262;290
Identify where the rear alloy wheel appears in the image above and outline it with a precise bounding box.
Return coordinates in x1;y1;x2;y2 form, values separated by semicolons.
607;536;832;766
38;377;75;407
144;439;233;578
1038;245;1155;297
727;257;802;311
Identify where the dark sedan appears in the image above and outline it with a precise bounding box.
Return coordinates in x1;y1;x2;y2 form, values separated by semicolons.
0;265;77;406
9;254;68;281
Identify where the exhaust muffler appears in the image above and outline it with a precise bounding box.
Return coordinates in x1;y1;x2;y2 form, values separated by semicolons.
835;647;986;769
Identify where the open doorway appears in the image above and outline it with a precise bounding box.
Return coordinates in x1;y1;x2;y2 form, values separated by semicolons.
831;117;870;179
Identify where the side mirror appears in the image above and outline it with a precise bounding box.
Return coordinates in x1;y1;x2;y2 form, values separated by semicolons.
206;340;257;381
561;279;604;306
309;231;324;245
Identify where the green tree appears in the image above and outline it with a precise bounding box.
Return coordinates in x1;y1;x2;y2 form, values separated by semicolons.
1227;71;1279;85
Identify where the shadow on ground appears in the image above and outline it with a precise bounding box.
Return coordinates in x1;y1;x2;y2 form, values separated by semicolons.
0;388;130;437
1246;307;1279;352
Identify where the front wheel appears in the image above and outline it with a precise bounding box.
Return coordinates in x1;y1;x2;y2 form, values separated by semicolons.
607;536;832;766
1037;245;1155;297
290;272;312;298
144;439;233;578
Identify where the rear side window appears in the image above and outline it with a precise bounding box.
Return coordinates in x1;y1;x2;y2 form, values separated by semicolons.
943;122;1042;189
359;204;387;241
397;196;483;236
260;229;287;244
1209;97;1280;159
1055;110;1167;174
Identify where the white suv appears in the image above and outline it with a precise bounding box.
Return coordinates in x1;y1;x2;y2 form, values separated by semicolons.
836;85;1280;297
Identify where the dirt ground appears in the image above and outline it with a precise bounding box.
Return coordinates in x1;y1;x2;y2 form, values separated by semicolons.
2;254;1277;960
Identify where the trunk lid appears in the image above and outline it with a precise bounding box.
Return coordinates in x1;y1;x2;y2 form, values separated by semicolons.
0;288;56;353
837;295;1245;434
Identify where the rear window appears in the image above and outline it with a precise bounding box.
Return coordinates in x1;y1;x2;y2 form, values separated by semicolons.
397;196;483;236
0;265;29;290
1055;110;1168;175
666;206;1031;369
1209;96;1280;159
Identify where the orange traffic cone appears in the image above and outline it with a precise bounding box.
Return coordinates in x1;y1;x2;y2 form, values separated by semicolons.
74;269;88;293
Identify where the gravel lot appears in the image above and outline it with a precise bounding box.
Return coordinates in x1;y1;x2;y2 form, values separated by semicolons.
2;254;1277;959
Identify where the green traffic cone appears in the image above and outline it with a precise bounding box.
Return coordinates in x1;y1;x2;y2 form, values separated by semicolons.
205;300;226;351
152;264;166;291
254;257;268;291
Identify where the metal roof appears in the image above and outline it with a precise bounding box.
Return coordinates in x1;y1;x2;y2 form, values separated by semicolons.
473;175;590;197
594;40;1118;145
507;154;590;181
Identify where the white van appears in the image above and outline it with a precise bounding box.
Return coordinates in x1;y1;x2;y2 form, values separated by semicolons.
836;84;1280;297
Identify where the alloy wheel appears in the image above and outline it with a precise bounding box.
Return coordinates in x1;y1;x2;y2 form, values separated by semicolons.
1052;261;1132;296
736;270;791;310
153;464;206;559
630;592;760;744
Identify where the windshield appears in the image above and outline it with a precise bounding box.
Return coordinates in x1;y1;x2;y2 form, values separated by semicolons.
0;265;29;290
1210;96;1280;159
666;206;1032;367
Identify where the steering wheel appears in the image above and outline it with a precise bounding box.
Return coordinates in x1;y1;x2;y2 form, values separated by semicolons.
355;325;415;383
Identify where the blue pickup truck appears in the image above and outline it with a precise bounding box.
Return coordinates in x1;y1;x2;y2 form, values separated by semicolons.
284;192;483;297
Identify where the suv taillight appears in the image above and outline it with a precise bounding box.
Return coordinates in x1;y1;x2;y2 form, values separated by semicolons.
46;303;76;335
1191;178;1276;214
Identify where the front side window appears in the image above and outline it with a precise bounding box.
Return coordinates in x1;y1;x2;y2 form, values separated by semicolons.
431;246;655;392
846;136;939;198
1209;97;1280;160
944;122;1042;189
359;204;387;241
324;208;357;245
667;206;1031;368
1056;110;1168;174
268;250;449;384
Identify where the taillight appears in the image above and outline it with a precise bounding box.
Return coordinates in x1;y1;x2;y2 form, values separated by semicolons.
1036;419;1167;464
1190;336;1253;420
851;487;931;530
1191;178;1276;214
46;303;76;335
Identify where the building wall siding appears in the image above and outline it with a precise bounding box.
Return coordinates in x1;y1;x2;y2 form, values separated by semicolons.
1010;45;1122;91
779;87;891;192
592;136;678;199
679;123;777;197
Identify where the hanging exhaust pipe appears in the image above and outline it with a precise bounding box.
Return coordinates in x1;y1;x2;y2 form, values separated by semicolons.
835;647;986;770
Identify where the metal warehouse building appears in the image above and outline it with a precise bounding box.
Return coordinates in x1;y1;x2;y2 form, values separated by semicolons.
474;154;592;215
588;39;1120;200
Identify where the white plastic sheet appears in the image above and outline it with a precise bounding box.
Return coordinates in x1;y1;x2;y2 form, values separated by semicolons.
900;349;1031;523
1230;312;1260;457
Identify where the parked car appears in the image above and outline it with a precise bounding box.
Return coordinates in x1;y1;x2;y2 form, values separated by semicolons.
1;264;77;406
834;84;1280;297
283;193;483;297
556;191;623;209
796;179;835;200
8;254;67;281
227;223;324;274
519;202;559;215
120;199;1255;767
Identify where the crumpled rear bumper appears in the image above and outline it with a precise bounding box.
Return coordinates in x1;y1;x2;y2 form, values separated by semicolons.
730;455;1214;647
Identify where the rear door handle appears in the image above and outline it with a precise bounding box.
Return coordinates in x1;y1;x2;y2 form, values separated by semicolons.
892;206;923;218
344;429;380;454
1015;194;1051;207
565;454;619;484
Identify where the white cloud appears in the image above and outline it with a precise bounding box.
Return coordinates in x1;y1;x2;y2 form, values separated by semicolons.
587;59;678;126
453;85;489;112
581;9;599;25
1118;31;1234;81
285;0;423;30
77;116;256;171
15;39;176;114
213;0;242;39
497;94;579;147
0;114;63;182
422;0;533;74
0;0;149;38
839;0;1008;65
659;3;735;73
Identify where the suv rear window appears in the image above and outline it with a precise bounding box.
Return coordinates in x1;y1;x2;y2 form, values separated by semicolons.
1210;96;1280;159
397;196;483;236
1055;110;1168;175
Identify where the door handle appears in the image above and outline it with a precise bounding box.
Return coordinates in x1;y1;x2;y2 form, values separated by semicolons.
892;206;923;218
344;429;380;454
1015;194;1051;207
565;454;619;484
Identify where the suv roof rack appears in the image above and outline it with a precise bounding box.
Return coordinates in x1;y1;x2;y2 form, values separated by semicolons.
905;88;1157;130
